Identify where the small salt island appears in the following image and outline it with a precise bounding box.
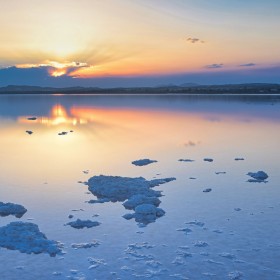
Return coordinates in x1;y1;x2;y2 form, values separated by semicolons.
131;159;158;166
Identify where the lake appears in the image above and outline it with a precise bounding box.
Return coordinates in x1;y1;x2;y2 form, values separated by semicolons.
0;94;280;279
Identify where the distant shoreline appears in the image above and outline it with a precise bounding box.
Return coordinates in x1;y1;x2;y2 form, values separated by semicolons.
0;83;280;95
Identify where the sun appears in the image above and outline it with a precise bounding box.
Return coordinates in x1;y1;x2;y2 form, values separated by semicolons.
49;68;67;77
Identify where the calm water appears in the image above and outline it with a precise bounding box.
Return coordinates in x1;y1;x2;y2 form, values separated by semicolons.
0;94;280;279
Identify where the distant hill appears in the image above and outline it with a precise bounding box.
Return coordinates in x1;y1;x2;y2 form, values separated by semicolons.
0;83;279;94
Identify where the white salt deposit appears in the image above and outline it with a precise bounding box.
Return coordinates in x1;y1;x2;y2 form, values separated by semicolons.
123;194;161;210
219;253;236;259
247;171;268;182
0;222;63;256
228;271;243;279
87;257;107;269
88;175;175;202
132;159;158;166
87;175;175;225
176;228;192;234
124;204;165;225
185;220;205;227
194;241;208;247
71;240;100;249
0;202;27;218
66;219;100;229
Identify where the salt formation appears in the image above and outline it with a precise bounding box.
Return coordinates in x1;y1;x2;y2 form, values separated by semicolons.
178;159;194;162
87;175;175;225
66;219;100;229
0;222;63;256
71;240;100;249
247;171;268;182
58;131;67;135
204;158;213;162
132;159;158;166
0;202;27;218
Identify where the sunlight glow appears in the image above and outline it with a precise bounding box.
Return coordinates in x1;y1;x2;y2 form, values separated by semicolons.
18;104;90;126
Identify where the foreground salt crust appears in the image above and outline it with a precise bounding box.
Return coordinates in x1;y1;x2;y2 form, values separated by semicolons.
0;202;27;218
87;175;175;225
0;222;63;256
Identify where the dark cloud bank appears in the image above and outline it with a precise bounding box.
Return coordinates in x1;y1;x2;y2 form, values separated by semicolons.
0;65;279;88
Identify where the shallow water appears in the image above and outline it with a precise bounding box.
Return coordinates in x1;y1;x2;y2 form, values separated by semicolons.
0;94;280;279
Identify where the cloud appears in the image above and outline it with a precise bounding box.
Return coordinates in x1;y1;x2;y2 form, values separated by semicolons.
1;64;280;88
186;37;204;44
205;63;223;69
15;61;89;77
239;63;256;67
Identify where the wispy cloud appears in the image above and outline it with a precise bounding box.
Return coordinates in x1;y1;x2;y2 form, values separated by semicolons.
205;63;223;69
186;37;204;44
239;63;256;67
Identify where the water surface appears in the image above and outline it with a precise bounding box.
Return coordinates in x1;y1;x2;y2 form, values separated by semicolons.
0;94;280;279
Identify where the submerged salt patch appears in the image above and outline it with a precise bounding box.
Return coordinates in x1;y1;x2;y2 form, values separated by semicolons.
87;257;107;269
71;240;100;249
0;202;27;218
66;219;100;229
0;222;63;256
228;271;243;279
132;159;158;166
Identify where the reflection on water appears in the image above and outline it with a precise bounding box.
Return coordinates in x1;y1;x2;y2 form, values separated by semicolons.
18;104;91;126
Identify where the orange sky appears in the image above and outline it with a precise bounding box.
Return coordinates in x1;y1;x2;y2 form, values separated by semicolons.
0;1;280;85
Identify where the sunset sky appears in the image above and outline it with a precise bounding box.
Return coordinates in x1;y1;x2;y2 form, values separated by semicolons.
0;0;280;87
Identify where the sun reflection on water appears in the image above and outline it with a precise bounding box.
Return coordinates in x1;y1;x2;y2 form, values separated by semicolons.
18;104;91;126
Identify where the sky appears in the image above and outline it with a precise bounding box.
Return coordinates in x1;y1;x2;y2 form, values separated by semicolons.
0;0;280;87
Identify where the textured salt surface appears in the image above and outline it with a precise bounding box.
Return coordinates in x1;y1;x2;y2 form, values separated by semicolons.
0;202;27;218
247;171;268;182
0;222;63;256
132;159;158;166
66;219;101;229
87;175;175;225
71;240;100;249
